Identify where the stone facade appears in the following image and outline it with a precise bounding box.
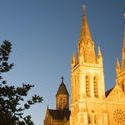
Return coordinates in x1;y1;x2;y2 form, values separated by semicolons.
44;6;125;125
70;7;125;125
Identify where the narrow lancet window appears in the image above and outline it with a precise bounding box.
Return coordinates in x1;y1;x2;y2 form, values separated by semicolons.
86;75;90;97
94;76;98;97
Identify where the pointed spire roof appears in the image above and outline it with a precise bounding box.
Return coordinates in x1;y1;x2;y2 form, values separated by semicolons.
56;76;69;96
116;57;120;69
80;5;92;41
97;46;102;58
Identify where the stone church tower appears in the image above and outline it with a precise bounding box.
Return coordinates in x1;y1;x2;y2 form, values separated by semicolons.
44;77;70;125
70;6;107;125
69;6;125;125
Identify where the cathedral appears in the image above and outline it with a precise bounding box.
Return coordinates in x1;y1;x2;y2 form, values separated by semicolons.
44;6;125;125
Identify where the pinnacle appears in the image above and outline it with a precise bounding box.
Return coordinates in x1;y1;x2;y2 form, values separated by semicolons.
116;57;120;69
98;46;101;56
71;51;75;64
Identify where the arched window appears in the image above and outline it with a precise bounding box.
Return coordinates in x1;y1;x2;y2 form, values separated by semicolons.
94;76;98;97
86;75;90;97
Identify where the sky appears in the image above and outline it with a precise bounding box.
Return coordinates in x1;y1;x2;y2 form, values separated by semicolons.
0;0;125;125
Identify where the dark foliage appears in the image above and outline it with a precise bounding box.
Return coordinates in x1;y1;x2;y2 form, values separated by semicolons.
0;41;43;125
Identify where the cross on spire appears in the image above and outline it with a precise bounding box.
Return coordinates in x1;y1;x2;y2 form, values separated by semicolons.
61;76;64;82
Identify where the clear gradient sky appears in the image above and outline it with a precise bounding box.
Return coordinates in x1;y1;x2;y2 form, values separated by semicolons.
0;0;125;125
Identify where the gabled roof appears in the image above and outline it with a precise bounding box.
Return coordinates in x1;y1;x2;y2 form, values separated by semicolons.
48;109;71;121
56;77;69;96
106;83;125;102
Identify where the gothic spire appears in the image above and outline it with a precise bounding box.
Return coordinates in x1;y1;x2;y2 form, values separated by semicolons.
122;13;125;70
80;5;92;42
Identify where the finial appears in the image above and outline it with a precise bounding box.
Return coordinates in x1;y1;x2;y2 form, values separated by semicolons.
98;45;100;50
82;4;86;10
61;76;64;82
47;104;49;109
82;4;86;16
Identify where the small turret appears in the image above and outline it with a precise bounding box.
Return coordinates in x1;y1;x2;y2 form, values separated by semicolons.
116;57;121;76
56;77;69;110
97;46;103;65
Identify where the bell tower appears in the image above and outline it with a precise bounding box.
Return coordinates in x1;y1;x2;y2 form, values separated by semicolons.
70;5;106;125
56;76;69;110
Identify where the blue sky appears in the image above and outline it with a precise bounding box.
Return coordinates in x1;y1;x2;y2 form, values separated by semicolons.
0;0;125;125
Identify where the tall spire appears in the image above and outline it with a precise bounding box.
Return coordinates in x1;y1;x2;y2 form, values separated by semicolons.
80;4;92;41
122;13;125;70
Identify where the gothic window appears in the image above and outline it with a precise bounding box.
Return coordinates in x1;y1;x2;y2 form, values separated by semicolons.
94;76;98;97
86;75;90;97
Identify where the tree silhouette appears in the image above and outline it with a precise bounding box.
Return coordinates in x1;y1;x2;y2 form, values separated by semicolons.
0;40;43;125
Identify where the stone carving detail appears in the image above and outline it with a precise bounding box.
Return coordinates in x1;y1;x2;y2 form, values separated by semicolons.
113;109;125;124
